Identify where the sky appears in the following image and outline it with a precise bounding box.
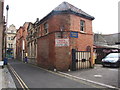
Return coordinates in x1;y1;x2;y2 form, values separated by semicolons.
4;0;119;34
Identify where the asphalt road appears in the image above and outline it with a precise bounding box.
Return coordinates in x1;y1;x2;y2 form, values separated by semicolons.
66;64;119;88
8;59;104;89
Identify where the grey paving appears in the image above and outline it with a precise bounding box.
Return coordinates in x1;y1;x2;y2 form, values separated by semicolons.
0;65;16;89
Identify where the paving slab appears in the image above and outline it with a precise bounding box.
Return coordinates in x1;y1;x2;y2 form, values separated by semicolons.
0;66;16;89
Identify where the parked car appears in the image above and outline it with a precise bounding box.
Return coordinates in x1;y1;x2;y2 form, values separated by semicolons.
102;53;120;67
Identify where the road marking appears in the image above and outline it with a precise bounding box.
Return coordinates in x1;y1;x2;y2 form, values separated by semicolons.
8;63;29;90
94;75;102;78
10;65;29;89
58;71;119;89
108;69;118;71
8;64;25;89
10;68;25;89
12;63;119;89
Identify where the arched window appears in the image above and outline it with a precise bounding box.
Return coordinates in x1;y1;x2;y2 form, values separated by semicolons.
86;46;91;51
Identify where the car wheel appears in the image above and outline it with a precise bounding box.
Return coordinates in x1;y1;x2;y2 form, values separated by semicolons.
116;62;120;68
102;64;105;67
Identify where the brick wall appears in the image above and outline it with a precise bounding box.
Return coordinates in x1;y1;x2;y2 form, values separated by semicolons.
0;1;4;61
16;27;24;60
16;23;29;61
23;23;29;53
37;13;94;71
37;33;55;69
48;14;70;32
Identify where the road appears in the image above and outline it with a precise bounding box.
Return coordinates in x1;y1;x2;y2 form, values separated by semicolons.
66;64;119;88
8;59;104;89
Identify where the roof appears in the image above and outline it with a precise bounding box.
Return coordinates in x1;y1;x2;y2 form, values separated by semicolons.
94;33;120;49
102;33;120;45
38;2;95;25
94;45;119;49
53;2;94;20
94;34;107;46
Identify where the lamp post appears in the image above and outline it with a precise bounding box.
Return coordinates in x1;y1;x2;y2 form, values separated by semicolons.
4;5;9;57
6;5;9;24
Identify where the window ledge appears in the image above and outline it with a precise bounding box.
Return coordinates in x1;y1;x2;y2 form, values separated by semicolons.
80;31;86;34
44;32;49;35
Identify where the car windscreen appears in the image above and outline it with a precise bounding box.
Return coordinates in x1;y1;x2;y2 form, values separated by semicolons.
106;53;120;58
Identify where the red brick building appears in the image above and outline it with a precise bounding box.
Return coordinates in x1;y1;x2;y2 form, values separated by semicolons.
27;2;95;71
16;22;29;61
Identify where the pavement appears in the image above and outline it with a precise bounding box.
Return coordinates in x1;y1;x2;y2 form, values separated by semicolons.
0;65;16;90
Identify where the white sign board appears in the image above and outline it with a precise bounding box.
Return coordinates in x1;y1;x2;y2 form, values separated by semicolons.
55;39;69;47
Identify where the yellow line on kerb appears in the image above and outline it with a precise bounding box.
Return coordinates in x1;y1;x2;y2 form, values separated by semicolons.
8;63;29;90
10;66;25;89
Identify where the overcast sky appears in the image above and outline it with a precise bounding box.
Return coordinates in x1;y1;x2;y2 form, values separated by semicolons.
4;0;119;34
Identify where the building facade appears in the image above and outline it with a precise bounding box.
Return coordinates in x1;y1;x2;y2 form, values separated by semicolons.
27;20;39;64
16;22;29;61
13;35;16;59
16;27;23;60
26;2;95;71
6;24;16;58
0;0;5;61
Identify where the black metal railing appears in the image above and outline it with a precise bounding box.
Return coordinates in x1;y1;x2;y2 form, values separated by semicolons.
72;49;91;71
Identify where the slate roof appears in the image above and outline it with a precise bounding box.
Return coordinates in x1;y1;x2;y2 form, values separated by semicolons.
103;33;120;45
94;33;120;49
94;34;107;46
38;2;94;25
53;2;94;20
94;33;120;45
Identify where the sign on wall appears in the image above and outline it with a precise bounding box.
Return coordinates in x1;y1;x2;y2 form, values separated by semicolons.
55;39;69;47
70;32;78;38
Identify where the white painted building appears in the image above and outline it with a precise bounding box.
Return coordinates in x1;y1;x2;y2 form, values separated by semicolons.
6;24;16;58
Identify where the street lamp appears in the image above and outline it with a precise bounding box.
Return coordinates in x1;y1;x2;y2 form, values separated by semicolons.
6;5;9;26
4;5;9;57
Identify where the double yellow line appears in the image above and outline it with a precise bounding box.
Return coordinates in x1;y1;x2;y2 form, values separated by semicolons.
8;63;29;90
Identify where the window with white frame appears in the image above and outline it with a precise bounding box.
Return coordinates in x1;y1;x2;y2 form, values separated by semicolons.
80;20;85;32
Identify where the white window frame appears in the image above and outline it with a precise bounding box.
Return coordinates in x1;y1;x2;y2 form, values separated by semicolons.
80;20;85;32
